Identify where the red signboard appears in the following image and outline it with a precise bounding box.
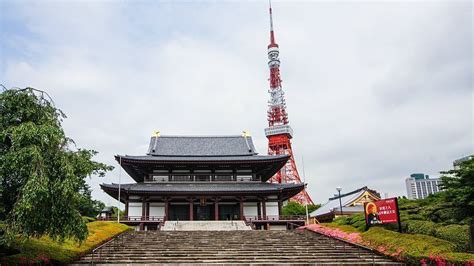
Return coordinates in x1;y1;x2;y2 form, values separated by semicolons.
364;198;400;226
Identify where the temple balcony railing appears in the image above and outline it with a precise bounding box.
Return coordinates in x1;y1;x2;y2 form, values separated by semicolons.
144;174;261;183
244;215;306;222
97;216;166;222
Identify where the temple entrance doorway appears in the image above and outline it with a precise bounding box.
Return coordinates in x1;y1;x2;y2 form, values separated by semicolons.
219;203;240;220
194;204;214;220
168;204;190;220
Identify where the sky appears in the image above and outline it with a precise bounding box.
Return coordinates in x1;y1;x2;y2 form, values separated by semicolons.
0;0;472;206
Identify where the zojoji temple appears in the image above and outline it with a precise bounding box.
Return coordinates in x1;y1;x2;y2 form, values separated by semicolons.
101;133;306;230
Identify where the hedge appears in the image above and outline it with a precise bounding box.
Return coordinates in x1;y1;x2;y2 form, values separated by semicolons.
333;214;471;252
406;220;439;236
435;224;470;251
81;216;97;223
361;227;474;265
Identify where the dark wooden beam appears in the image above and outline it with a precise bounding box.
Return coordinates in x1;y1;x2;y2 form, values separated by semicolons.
214;197;219;221
164;197;169;221
239;197;244;220
189;198;194;221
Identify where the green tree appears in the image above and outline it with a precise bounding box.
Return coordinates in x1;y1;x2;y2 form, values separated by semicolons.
0;87;113;244
110;206;125;220
439;157;474;224
77;183;106;218
282;201;321;216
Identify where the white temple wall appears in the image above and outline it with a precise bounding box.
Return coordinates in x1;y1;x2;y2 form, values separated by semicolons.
149;202;165;217
128;202;142;219
243;202;258;217
266;201;279;216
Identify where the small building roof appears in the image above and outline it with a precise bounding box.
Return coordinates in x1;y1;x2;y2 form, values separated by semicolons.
310;186;380;217
332;205;365;213
147;135;257;157
100;206;114;213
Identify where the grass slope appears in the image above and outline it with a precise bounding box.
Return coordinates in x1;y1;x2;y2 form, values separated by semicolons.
320;223;474;265
3;221;130;264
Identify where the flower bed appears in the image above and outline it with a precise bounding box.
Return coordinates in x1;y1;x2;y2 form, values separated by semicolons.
301;224;363;244
301;223;474;265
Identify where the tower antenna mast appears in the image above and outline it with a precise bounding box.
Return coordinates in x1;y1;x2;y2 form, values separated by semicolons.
264;0;314;205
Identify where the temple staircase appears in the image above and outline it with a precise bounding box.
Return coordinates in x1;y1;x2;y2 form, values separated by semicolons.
161;220;252;231
75;230;403;264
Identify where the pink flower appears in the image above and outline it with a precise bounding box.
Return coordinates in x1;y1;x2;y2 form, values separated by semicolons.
37;254;50;264
304;224;363;244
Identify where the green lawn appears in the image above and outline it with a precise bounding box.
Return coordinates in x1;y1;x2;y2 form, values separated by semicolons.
3;221;131;264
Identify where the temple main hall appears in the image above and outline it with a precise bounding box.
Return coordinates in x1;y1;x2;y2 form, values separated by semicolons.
101;133;305;230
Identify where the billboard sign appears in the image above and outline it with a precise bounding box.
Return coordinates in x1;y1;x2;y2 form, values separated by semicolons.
364;198;401;227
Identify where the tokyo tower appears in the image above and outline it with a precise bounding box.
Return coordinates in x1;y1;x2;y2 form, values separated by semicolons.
264;1;314;205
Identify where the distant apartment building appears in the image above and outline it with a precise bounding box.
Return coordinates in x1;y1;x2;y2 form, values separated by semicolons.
405;173;442;200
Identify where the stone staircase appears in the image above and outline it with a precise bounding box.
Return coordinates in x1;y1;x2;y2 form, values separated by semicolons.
76;230;403;264
161;220;252;231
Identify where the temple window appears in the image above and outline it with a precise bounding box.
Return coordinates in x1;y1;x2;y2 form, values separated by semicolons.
237;175;252;182
215;175;233;181
172;175;192;181
152;175;169;182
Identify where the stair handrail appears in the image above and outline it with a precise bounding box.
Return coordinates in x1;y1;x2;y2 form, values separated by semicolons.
89;229;131;264
287;221;302;230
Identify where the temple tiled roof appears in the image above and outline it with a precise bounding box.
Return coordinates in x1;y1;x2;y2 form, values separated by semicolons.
114;134;290;183
103;182;302;192
116;154;289;162
147;135;257;157
114;154;290;183
101;182;304;201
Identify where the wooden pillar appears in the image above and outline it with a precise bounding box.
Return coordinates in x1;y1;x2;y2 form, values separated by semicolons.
140;196;146;231
189;198;194;221
239;197;244;220
124;195;129;219
278;199;282;217
257;201;262;220
146;202;150;218
141;197;146;219
262;198;267;220
214;198;219;221
164;198;169;221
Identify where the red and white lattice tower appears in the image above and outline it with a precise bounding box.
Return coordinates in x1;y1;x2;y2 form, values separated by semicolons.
264;1;314;205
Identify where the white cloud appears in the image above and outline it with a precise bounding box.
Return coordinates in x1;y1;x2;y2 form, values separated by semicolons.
1;1;472;205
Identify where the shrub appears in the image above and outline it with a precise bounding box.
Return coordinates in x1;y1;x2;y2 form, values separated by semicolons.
333;216;349;226
435;224;470;251
82;216;96;223
360;226;473;265
333;214;367;231
4;221;130;264
406;220;439;236
347;214;367;231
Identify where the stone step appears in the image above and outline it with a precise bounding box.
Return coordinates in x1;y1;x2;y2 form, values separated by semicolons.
75;229;403;265
76;259;400;264
161;220;253;231
81;255;387;258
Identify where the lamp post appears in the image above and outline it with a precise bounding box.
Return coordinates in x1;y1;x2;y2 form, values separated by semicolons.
117;156;122;223
336;187;343;216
